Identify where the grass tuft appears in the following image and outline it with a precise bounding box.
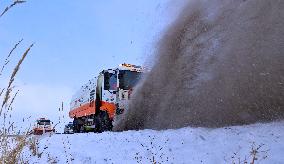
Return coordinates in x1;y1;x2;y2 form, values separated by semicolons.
0;0;26;18
0;43;33;116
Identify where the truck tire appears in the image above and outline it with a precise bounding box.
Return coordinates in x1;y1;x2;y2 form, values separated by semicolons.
94;111;112;133
101;111;112;131
73;123;81;133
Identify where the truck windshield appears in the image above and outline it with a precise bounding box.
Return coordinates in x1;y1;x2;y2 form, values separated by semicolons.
119;70;142;90
37;120;51;125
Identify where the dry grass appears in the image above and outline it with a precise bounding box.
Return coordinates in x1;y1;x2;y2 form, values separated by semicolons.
0;8;34;161
0;134;42;164
1;136;27;164
0;0;26;18
28;137;39;157
0;43;34;116
0;39;23;77
230;142;269;164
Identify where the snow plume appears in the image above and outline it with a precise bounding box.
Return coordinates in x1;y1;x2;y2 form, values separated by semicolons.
114;0;284;131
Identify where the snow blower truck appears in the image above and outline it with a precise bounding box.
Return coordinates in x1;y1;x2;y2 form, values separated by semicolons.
32;118;55;135
69;63;144;133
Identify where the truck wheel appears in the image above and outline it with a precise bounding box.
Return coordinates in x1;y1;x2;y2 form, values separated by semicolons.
73;125;78;133
94;111;112;133
80;126;84;133
94;115;102;133
101;111;112;131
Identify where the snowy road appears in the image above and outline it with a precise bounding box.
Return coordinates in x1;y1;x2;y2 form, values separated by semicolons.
22;121;284;164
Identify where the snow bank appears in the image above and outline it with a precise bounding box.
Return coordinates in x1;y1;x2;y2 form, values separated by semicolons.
22;121;284;163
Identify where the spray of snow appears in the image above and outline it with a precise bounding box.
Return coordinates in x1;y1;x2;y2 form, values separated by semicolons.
114;0;284;130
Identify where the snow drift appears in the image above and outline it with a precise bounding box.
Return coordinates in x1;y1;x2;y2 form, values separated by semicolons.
114;0;284;131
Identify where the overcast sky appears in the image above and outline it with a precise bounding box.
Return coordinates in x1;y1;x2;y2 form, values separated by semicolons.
0;0;185;132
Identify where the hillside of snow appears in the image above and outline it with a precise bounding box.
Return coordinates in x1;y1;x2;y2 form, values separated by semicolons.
22;121;284;164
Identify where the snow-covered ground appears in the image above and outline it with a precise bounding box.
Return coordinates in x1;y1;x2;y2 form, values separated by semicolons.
22;121;284;164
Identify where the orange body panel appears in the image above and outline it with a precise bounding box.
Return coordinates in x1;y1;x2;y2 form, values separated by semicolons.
33;127;54;135
69;100;116;119
100;101;116;119
69;103;96;118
